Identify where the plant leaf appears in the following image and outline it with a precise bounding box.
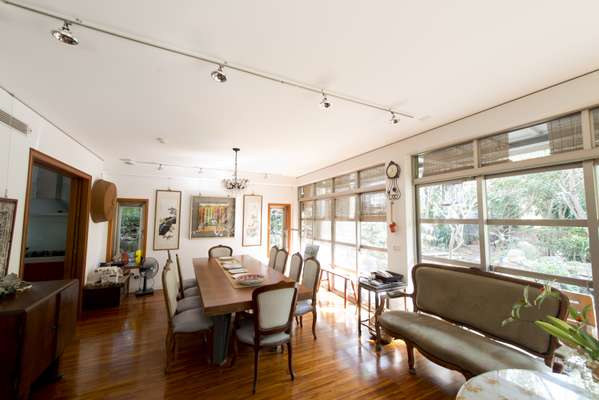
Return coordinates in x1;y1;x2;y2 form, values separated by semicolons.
535;321;582;349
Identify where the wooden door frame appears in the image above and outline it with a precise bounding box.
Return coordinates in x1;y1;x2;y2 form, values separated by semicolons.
267;203;291;256
20;149;91;314
105;198;149;262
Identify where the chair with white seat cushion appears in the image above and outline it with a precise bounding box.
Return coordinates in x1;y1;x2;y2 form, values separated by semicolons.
267;246;278;269
161;260;213;373
208;244;233;258
176;295;203;314
273;248;288;274
175;253;196;292
294;257;321;339
287;252;303;282
174;254;200;298
231;281;298;394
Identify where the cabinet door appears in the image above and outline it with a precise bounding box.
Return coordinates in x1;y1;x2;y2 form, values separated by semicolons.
56;281;78;356
20;296;57;396
0;315;21;399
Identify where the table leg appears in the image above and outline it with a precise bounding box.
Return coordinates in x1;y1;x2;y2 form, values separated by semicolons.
212;314;231;365
344;279;347;309
357;286;362;337
327;271;331;292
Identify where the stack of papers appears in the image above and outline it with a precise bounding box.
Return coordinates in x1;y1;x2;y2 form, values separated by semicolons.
228;268;247;275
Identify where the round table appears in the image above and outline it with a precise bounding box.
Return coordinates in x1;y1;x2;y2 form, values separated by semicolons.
456;369;592;400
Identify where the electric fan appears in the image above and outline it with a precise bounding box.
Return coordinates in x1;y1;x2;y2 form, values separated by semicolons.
136;257;159;297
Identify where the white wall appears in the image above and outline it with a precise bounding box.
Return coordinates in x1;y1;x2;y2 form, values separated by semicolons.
296;69;599;281
0;87;107;279
104;169;298;290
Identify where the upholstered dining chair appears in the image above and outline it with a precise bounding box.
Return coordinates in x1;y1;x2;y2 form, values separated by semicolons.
267;246;278;269
161;261;213;373
175;254;201;298
208;244;233;258
174;254;202;312
294;257;321;340
273;248;289;274
175;253;197;292
287;252;303;282
231;281;298;394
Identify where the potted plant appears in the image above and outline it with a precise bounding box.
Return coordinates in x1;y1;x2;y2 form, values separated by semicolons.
504;283;599;386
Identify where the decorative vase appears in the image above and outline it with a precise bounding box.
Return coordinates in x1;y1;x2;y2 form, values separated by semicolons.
564;351;599;395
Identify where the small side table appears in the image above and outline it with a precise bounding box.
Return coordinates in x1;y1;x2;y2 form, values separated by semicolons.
320;267;357;308
357;277;407;337
457;369;592;399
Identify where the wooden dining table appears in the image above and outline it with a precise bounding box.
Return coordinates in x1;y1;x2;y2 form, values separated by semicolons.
193;254;312;365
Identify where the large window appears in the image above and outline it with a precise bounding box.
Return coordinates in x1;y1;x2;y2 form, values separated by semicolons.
415;110;599;326
486;167;590;282
418;180;480;264
299;165;388;276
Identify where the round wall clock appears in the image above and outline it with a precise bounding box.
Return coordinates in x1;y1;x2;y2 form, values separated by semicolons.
386;161;400;179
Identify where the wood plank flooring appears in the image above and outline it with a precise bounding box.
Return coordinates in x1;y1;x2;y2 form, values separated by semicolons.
31;290;464;399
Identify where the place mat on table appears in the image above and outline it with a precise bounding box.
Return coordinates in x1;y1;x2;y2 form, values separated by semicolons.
215;258;254;289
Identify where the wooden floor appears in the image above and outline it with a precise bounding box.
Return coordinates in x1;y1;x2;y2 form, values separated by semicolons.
31;290;464;399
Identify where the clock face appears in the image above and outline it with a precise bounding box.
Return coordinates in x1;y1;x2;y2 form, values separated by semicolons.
386;162;400;179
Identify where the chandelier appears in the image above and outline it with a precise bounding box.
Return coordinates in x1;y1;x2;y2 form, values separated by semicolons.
223;147;248;193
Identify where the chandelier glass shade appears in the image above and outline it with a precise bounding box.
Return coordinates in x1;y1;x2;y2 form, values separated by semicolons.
223;148;248;193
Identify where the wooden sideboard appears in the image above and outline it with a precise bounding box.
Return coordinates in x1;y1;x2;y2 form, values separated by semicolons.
0;280;79;400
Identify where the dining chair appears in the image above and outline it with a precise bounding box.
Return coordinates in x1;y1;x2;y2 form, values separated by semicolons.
273;248;289;274
175;253;197;292
161;261;213;373
208;244;233;258
267;246;278;269
287;252;303;282
175;254;201;298
294;257;321;340
173;254;203;312
231;281;298;394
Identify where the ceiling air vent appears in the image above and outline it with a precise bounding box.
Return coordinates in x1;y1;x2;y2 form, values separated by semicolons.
0;108;30;135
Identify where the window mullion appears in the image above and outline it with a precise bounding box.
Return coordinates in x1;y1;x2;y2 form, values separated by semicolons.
582;160;599;328
477;176;489;271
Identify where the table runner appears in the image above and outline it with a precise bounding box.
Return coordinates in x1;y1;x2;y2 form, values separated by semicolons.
215;258;252;289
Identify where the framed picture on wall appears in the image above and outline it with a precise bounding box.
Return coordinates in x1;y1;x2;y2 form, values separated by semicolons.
0;198;17;278
153;190;181;251
190;196;236;239
242;194;262;247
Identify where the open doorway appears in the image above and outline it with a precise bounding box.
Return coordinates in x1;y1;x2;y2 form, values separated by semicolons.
267;203;291;256
20;149;90;294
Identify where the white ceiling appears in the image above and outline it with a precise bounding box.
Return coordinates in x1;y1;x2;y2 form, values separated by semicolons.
2;1;599;177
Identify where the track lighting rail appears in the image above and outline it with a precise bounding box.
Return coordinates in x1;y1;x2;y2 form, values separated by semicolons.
3;0;415;119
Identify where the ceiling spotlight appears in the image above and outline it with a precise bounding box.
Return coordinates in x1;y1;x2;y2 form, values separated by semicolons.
158;164;164;171
390;111;400;124
319;92;331;110
52;21;79;45
211;65;227;83
121;158;135;166
156;137;167;144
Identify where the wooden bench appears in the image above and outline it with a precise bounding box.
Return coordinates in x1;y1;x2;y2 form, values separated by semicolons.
320;267;356;308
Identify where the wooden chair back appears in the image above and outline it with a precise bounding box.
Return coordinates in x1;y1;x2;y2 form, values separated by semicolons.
268;246;279;269
274;249;289;274
252;281;298;342
160;261;178;328
302;257;321;303
208;245;233;258
288;252;303;282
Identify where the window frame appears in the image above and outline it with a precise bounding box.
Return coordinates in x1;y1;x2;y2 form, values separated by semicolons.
413;109;599;319
298;164;388;276
105;198;149;262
